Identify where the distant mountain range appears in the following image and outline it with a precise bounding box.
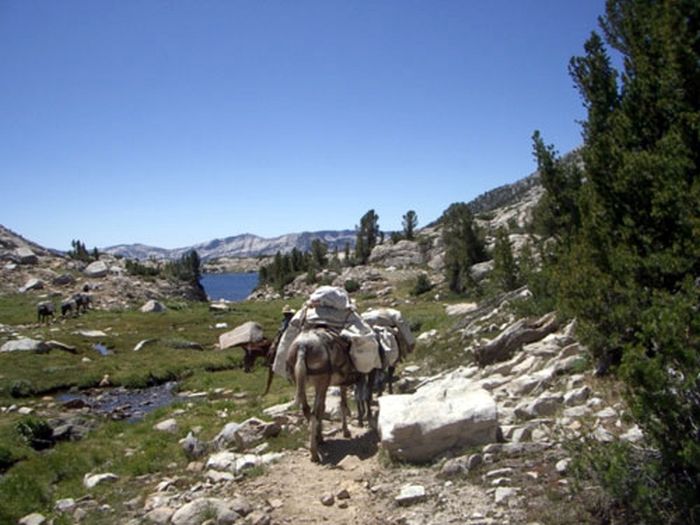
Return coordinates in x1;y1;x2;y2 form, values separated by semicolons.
104;170;545;262
103;230;358;261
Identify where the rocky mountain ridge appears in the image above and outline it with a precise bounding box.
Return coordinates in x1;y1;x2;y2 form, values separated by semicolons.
103;230;357;262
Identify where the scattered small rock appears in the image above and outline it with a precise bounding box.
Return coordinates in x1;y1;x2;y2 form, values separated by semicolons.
180;431;207;459
170;497;237;525
337;454;363;471
246;510;271;525
55;498;76;513
83;472;119;489
555;458;571;474
144;507;176;524
395;484;426;506
494;487;518;505
18;513;46;525
133;338;158;351
78;330;108;338
140;300;167;313
154;418;178;433
229;496;253;517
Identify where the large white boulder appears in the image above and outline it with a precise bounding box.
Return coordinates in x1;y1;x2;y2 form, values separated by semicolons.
378;376;498;463
15;247;38;264
84;260;109;278
1;338;47;353
218;321;263;349
18;278;43;292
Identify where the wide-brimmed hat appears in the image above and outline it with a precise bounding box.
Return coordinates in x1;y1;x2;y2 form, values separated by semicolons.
282;305;295;315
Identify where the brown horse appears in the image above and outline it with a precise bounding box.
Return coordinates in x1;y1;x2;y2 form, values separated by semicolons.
285;327;359;462
241;338;272;373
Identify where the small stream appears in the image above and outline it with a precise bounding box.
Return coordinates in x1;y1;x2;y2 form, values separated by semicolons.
57;381;184;422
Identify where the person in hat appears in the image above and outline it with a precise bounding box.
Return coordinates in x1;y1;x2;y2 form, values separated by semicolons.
263;305;297;395
280;305;295;332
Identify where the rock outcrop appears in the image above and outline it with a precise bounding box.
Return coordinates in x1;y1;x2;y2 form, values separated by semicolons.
369;240;424;268
1;225;208;310
378;380;499;462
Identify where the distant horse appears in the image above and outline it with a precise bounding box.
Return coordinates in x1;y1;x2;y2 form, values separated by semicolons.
61;298;77;317
241;338;272;373
37;302;55;324
72;293;91;314
286;328;360;462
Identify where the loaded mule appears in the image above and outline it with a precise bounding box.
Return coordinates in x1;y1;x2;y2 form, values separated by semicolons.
354;325;402;428
285;327;360;463
355;309;416;427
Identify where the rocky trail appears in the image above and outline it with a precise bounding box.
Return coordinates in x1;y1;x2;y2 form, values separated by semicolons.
235;424;501;525
129;415;509;525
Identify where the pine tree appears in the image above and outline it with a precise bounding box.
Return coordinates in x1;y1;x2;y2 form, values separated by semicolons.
343;242;352;266
68;239;93;262
530;132;582;239
441;202;487;294
310;239;328;269
355;209;380;265
540;2;700;520
402;210;418;240
491;227;520;292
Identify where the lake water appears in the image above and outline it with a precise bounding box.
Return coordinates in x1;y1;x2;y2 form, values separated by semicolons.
200;272;259;301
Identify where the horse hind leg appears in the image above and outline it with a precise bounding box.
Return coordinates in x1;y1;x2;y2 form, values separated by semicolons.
366;371;376;429
355;375;368;428
309;377;330;463
340;386;351;438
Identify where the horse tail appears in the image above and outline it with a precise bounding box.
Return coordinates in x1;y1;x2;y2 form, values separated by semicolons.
294;342;310;419
263;365;275;396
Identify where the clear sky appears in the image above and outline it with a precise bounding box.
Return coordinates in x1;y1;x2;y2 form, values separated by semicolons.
1;1;605;251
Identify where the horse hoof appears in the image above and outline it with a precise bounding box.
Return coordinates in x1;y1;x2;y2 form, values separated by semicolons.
343;430;351;438
311;454;320;463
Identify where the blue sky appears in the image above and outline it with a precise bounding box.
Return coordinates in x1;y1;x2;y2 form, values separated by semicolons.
1;1;605;250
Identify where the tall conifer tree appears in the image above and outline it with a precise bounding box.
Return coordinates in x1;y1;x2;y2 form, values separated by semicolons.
538;2;700;520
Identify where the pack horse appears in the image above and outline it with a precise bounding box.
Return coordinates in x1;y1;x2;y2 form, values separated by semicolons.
272;286;415;463
285;327;358;462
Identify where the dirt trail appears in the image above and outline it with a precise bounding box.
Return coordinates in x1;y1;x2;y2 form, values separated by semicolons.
241;424;383;524
239;421;501;525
